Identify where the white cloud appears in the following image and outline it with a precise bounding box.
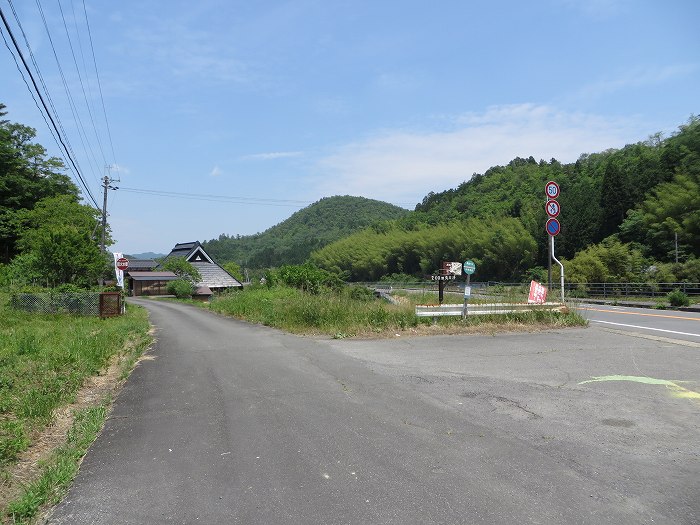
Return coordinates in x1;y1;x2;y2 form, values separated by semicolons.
210;165;224;177
110;164;130;175
573;64;699;100
312;104;643;205
241;151;303;160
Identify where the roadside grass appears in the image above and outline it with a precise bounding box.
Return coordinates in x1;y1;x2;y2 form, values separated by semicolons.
4;403;107;523
0;293;151;523
206;285;586;337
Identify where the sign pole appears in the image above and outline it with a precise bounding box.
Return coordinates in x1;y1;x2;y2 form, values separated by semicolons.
439;279;445;304
462;273;470;318
547;226;552;291
551;235;565;303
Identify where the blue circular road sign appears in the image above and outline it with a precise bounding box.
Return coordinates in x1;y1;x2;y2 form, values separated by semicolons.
546;218;561;236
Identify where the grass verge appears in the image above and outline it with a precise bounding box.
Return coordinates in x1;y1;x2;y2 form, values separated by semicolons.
4;403;107;524
0;293;152;523
206;285;586;338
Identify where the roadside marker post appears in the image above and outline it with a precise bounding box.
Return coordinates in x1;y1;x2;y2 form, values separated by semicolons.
462;260;476;318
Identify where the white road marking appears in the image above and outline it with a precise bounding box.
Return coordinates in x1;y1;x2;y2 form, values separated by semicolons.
591;320;700;338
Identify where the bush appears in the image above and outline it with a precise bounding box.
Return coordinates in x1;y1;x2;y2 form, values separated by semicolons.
348;286;376;302
167;279;194;299
667;289;690;307
267;263;343;294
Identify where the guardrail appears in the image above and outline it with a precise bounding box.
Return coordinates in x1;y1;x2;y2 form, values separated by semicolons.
361;282;700;298
415;302;565;317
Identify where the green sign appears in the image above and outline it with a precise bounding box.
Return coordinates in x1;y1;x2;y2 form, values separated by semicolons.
463;260;476;275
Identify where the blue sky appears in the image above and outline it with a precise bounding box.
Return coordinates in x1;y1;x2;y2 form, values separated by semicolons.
1;0;698;255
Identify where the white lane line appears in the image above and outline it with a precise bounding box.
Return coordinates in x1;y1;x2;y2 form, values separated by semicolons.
590;320;700;338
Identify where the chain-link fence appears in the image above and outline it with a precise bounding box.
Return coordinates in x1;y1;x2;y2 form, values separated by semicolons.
10;291;102;316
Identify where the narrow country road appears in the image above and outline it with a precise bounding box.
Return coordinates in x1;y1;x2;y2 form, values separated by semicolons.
47;299;699;524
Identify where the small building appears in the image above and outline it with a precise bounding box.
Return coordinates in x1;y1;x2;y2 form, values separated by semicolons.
127;271;178;296
161;241;243;293
193;285;213;301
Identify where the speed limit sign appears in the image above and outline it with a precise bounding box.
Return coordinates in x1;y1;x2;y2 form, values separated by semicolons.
545;181;560;199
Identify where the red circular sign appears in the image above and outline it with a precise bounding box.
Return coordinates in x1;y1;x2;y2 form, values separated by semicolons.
545;199;560;218
546;218;561;236
116;257;129;271
545;181;560;199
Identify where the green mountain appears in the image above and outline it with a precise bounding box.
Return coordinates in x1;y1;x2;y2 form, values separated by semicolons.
311;116;700;282
203;196;409;268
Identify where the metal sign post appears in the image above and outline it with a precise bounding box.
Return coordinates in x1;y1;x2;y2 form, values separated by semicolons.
462;260;476;318
551;235;565;303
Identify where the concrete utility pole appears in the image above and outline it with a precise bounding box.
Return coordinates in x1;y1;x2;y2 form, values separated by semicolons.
99;167;118;287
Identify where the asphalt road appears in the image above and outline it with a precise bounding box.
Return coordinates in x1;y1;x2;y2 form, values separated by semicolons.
47;299;700;524
574;303;700;344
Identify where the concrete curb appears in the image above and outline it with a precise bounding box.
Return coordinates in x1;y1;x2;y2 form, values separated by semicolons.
571;298;700;313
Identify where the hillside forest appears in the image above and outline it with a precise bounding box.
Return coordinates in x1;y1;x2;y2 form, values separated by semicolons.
203;196;408;268
208;116;699;284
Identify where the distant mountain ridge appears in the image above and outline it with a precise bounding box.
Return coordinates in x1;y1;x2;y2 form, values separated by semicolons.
126;252;166;260
203;196;409;268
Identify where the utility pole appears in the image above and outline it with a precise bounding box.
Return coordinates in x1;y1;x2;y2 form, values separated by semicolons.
99;167;119;287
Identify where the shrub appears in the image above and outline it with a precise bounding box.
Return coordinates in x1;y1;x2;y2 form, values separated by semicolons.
268;263;343;294
348;286;376;302
667;289;690;307
167;279;194;299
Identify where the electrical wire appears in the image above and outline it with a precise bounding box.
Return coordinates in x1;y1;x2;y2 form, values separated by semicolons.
118;187;312;208
81;0;116;164
0;5;100;208
57;0;107;167
34;0;102;186
118;187;415;209
6;0;99;187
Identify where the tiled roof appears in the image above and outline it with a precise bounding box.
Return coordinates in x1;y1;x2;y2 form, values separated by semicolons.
128;271;178;281
127;259;157;270
160;241;242;290
192;262;242;289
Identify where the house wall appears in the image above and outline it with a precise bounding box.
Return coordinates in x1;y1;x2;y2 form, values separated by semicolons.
132;280;171;296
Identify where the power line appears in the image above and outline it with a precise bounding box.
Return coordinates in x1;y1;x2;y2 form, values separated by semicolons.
81;0;116;164
0;5;100;208
6;0;96;185
34;0;102;187
56;0;107;167
118;187;312;207
118;187;415;209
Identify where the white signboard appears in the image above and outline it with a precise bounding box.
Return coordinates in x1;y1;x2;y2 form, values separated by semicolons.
113;252;125;288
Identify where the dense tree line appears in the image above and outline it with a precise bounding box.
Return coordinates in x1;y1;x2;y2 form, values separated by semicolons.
310;217;536;282
0;104;110;288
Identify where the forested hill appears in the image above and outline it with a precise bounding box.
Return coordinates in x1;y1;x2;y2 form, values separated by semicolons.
310;117;699;282
203;196;409;267
410;116;699;263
